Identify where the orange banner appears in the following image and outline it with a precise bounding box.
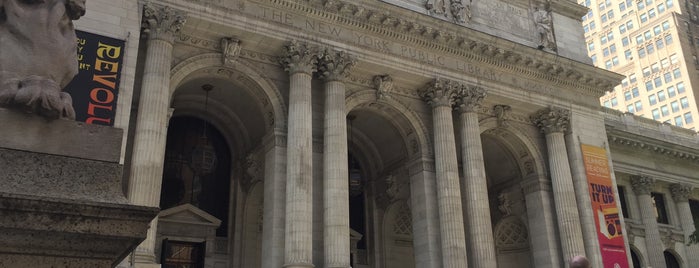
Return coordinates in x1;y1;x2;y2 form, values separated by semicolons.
581;144;629;268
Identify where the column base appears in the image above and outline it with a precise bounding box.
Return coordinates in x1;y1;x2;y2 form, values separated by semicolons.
283;262;315;268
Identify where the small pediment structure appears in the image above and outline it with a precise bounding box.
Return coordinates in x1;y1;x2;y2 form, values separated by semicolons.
158;203;221;228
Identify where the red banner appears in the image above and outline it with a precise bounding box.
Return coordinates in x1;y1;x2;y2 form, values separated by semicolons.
581;144;629;268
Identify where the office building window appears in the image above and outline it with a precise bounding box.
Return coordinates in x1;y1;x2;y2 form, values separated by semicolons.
670;54;678;64
675;116;683;126
588;42;595;51
651;192;669;224
638;1;645;9
684;112;693;124
590;20;596;30
604;100;611;107
610;44;617;53
630;74;637;83
654;25;662;35
622;78;629;87
636;35;644;44
673;68;681;78
652;108;661;119
608;10;614;20
601;36;608;45
654;77;662;87
665;34;673;45
602;14;608;22
638;48;646;58
649;8;656;18
619;2;627;11
656;39;665;49
644;30;652;40
645;81;654;91
649;94;658;105
667;0;673;8
671;101;680;112
652;63;660;73
622;36;630;46
681;97;689;108
603;47;610;56
627;20;634;30
661;58;670;68
658;90;666;101
608;32;614;40
667;86;676;97
677;82;685;93
643;67;651;77
632;87;639;97
658;3;666;13
635;101;643;111
612;56;619;66
647;44;655;54
662;20;670;30
625;91;632;100
641;13;648;22
591;54;597;64
605;60;612;69
664;72;672;83
661;105;669;116
611;97;618;106
627;104;634;113
625;50;633;59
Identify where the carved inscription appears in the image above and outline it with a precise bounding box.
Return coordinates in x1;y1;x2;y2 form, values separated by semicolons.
472;2;528;39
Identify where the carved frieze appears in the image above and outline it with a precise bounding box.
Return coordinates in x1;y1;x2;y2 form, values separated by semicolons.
426;0;472;25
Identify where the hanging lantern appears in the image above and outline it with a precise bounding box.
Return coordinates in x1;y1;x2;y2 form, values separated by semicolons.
190;84;217;176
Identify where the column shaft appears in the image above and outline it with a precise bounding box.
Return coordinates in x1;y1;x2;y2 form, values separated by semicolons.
284;71;314;268
409;159;442;268
323;80;349;268
261;132;287;268
432;104;468;268
637;193;667;268
459;111;496;268
676;200;699;267
544;132;586;260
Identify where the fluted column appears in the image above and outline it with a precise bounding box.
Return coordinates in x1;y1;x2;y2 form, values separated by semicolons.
630;175;666;268
419;78;468;268
127;3;186;263
670;183;699;268
531;107;585;262
318;49;355;268
279;41;317;268
455;86;496;268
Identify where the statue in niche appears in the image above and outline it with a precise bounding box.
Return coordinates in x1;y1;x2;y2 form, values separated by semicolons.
450;0;472;24
0;0;87;119
532;2;557;51
426;0;446;15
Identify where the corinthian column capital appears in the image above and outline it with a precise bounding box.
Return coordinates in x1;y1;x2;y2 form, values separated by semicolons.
531;107;570;134
142;3;187;42
630;175;655;195
279;40;318;75
455;85;486;113
419;78;458;108
670;183;692;202
317;49;356;81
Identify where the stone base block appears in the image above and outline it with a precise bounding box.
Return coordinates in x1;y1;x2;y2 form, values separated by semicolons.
0;193;158;268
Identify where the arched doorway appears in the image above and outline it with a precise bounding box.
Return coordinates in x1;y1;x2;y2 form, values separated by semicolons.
345;99;426;268
630;246;643;268
664;250;681;268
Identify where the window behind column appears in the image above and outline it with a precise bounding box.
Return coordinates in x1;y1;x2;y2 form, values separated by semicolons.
617;186;630;218
690;199;699;231
651;192;669;224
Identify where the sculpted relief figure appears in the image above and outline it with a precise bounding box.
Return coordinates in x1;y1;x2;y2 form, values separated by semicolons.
533;2;556;51
0;0;86;119
426;0;447;15
450;0;472;24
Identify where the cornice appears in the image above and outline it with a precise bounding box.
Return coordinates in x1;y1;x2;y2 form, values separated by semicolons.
162;0;622;99
265;0;620;96
607;130;699;163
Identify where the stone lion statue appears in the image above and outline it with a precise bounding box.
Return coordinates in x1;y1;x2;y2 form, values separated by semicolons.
0;0;86;119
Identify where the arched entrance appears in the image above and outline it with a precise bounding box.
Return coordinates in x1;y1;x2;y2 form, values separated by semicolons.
345;95;428;268
155;56;283;267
